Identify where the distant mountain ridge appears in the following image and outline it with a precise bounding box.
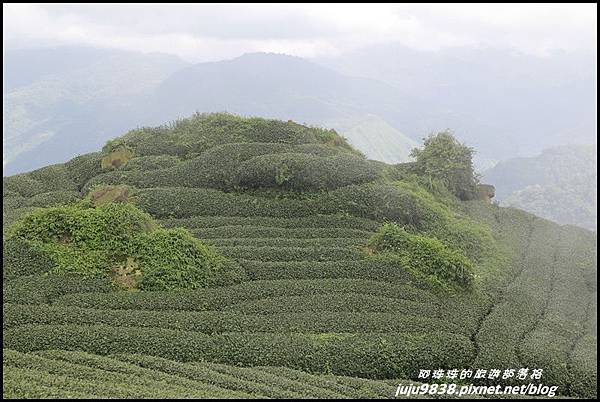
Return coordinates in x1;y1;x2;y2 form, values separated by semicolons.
317;44;597;160
4;46;596;181
3;47;188;175
4;49;428;175
483;144;597;230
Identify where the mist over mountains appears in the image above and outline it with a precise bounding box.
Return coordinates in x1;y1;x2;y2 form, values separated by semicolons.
484;144;597;230
3;44;596;229
317;44;597;160
5;45;596;175
3;47;188;174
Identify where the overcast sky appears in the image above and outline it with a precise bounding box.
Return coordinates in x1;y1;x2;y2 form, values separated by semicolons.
3;3;597;62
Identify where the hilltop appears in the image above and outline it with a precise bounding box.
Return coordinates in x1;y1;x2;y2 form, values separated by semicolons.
3;113;597;398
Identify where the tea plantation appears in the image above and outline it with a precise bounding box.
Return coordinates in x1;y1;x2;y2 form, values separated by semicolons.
3;113;597;398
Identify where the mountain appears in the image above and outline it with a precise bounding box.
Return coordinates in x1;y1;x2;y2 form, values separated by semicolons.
4;50;429;175
483;144;597;230
3;113;597;398
143;52;436;161
3;47;188;175
317;44;597;160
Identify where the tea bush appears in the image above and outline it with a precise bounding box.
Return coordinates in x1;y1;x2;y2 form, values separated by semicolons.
121;155;181;171
235;153;381;191
3;238;56;279
190;226;372;239
368;223;475;290
4;304;470;336
4;324;474;379
160;214;380;231
3;274;114;305
25;191;81;208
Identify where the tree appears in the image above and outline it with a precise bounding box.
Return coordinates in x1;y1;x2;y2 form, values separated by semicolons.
410;130;479;200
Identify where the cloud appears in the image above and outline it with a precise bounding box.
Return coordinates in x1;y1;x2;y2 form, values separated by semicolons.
3;3;597;62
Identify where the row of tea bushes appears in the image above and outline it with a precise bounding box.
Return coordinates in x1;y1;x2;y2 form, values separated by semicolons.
4;324;475;380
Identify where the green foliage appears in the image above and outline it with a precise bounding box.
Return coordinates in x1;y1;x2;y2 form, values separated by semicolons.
3;301;469;336
3;349;399;399
236;153;381;191
4;324;474;380
3;238;56;279
116;113;359;160
6;202;241;290
132;228;245;290
121;155;181;171
25;191;81;208
63;152;105;188
411;131;479;200
3;275;114;305
2;113;596;398
3;164;77;198
368;223;475;290
160;214;380;232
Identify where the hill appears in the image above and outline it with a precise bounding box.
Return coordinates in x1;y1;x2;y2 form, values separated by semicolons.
2;113;597;398
5;46;596;180
3;47;188;175
483;145;597;230
136;52;431;163
3;49;443;175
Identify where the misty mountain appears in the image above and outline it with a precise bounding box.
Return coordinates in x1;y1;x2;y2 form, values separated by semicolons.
483;144;597;230
143;52;427;163
3;47;188;175
4;47;596;178
317;44;597;160
3;50;434;174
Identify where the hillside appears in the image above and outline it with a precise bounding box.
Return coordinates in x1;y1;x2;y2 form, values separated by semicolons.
3;47;188;175
3;113;597;398
483;145;597;230
3;49;444;175
136;52;433;164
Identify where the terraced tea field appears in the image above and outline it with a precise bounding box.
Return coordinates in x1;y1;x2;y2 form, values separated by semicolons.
3;114;597;398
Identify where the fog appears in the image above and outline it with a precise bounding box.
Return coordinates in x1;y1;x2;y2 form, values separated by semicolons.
3;4;598;222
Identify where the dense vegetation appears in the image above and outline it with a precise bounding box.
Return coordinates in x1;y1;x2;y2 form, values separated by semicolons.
4;200;242;290
3;113;597;398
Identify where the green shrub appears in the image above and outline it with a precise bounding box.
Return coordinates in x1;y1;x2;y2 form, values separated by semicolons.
63;152;105;188
3;238;56;279
3;304;469;336
368;223;475;290
132;228;245;290
218;245;364;262
190;226;372;239
121;155;181;171
4;324;474;380
4;194;27;210
25;191;81;208
3;274;114;305
136;187;315;219
6;202;241;290
52;278;432;312
235;153;381;191
3;175;45;198
160;215;380;232
410;131;479;200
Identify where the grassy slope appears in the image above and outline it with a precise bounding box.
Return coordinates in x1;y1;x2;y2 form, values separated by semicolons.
2;113;597;398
